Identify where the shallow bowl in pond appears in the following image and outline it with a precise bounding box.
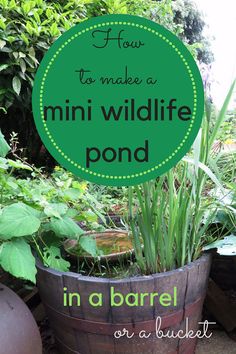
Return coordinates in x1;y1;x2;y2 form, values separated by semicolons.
64;230;134;264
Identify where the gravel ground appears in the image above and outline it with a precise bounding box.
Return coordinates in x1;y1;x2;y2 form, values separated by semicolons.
196;330;236;354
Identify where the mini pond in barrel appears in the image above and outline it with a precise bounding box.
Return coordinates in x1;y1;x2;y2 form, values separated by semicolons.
64;230;135;277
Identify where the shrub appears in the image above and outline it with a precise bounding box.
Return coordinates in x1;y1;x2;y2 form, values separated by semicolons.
0;0;211;165
0;0;88;164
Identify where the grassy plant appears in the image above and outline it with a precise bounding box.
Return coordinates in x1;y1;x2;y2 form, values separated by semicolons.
129;81;236;274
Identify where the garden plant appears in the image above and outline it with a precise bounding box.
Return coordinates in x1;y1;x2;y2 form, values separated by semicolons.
0;1;235;354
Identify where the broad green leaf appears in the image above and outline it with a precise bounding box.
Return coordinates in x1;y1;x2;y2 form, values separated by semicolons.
44;203;68;218
0;203;41;239
12;76;21;95
43;246;70;272
47;216;83;238
0;130;10;158
79;235;97;257
0;239;36;283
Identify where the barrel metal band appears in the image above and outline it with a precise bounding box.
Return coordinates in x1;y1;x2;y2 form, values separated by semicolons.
55;336;197;354
44;296;204;336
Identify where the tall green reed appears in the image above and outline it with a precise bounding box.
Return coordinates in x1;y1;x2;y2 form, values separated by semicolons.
129;81;236;274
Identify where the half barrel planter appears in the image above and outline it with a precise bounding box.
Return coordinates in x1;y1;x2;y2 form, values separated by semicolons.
37;253;211;354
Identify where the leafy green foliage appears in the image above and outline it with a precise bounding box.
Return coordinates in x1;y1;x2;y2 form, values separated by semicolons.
129;81;236;274
0;0;87;111
0;132;100;282
0;0;210;165
0;0;88;163
0;0;229;281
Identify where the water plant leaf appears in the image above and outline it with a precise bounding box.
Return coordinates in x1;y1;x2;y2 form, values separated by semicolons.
204;235;236;256
0;239;36;283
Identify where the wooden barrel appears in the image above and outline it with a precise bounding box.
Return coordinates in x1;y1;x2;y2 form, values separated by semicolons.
37;254;211;354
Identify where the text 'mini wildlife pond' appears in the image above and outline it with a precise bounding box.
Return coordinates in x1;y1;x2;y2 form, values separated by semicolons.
32;14;204;186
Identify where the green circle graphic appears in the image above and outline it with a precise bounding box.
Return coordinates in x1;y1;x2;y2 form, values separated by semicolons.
32;14;204;186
